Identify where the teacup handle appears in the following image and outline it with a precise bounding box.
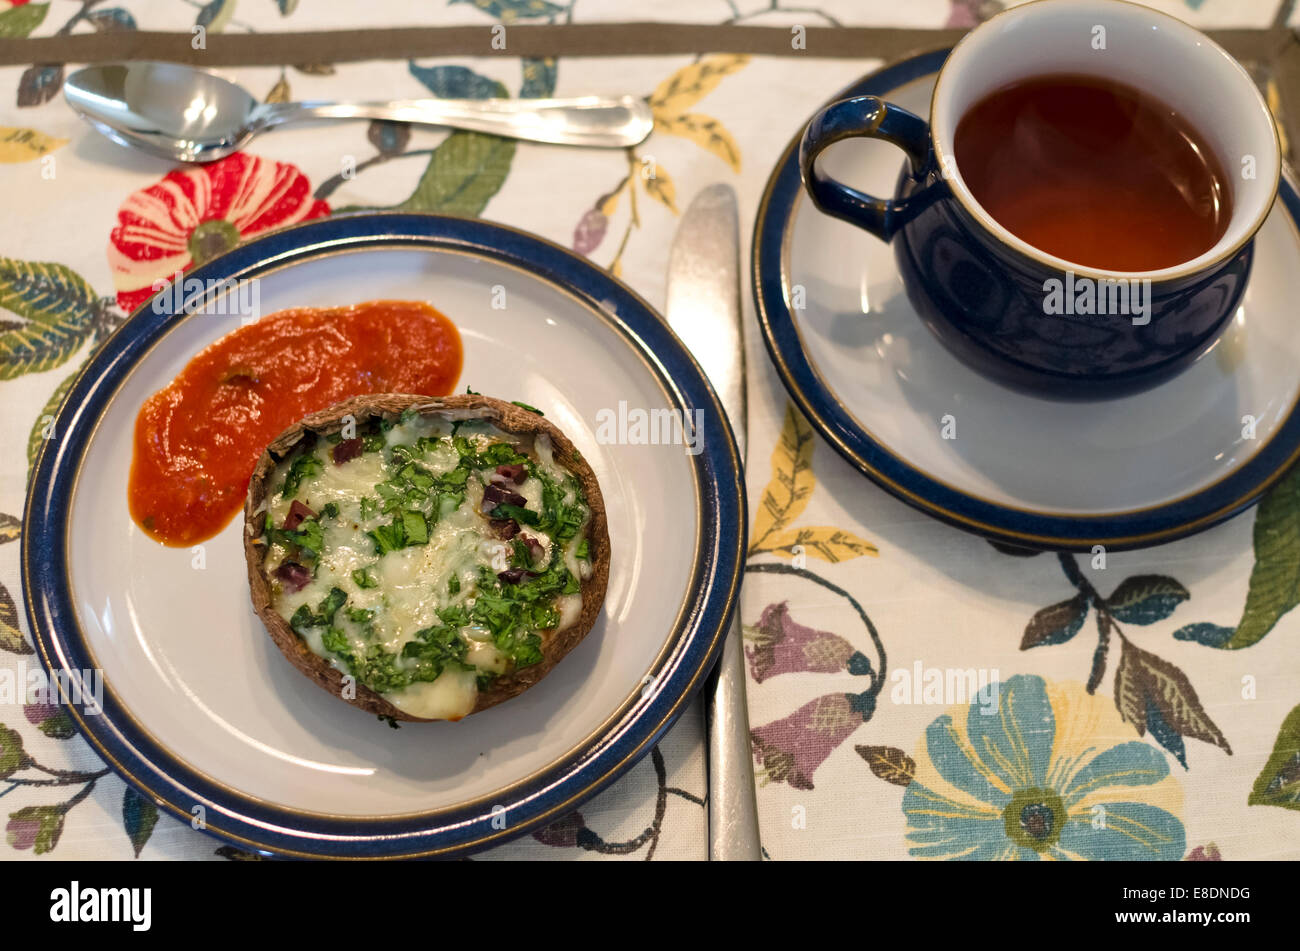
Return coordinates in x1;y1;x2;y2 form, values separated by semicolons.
799;96;932;242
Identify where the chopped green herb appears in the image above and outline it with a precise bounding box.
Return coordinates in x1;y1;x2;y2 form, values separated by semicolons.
352;566;379;589
402;510;429;545
321;502;340;520
448;575;461;595
537;473;585;542
492;503;539;526
290;587;348;634
400;623;470;682
437;604;471;627
530;602;560;630
320;587;347;617
478;443;528;467
279;452;323;499
289;604;316;633
435;493;465;518
511;401;544;416
464;560;578;667
438;466;469;488
576;539;590;560
295;519;325;559
402;464;434;491
390;444;420;467
415;435;443;455
513;634;543;668
355;650;408;693
510;537;532;569
368;519;405;556
321;627;350;653
270;518;324;561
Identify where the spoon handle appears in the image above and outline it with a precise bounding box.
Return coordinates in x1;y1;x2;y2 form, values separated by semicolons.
255;95;653;148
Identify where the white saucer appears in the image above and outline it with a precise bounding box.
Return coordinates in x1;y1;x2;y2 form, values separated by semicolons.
754;50;1300;550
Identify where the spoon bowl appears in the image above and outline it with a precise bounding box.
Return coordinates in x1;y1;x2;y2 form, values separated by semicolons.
66;62;259;162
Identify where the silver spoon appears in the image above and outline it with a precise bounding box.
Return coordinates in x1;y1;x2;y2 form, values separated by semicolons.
64;62;654;162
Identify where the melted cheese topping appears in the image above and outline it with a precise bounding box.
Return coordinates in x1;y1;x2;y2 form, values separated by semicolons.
259;414;591;720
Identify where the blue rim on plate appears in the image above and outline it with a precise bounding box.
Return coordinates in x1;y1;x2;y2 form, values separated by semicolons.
754;48;1300;552
22;212;745;859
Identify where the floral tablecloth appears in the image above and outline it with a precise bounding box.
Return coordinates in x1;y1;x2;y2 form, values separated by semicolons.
2;0;1299;861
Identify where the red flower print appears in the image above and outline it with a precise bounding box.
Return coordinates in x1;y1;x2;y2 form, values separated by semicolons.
107;152;330;313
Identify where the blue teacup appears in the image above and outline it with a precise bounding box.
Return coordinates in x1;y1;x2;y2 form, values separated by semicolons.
799;0;1280;399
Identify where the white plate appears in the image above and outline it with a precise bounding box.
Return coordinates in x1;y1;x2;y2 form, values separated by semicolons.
24;214;744;857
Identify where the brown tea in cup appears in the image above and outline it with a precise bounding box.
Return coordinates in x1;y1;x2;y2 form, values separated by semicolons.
953;73;1230;271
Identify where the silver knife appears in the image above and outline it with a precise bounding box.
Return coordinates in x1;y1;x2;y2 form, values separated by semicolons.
665;183;761;861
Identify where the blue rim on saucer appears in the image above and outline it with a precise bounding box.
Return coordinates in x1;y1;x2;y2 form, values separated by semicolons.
754;48;1300;552
22;213;745;859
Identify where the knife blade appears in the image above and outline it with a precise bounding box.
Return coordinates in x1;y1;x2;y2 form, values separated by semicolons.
665;183;761;861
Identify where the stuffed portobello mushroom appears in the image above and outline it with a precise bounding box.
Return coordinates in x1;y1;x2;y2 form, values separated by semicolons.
243;394;610;722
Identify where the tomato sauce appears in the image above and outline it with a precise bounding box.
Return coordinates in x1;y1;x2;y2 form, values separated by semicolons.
129;300;462;546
